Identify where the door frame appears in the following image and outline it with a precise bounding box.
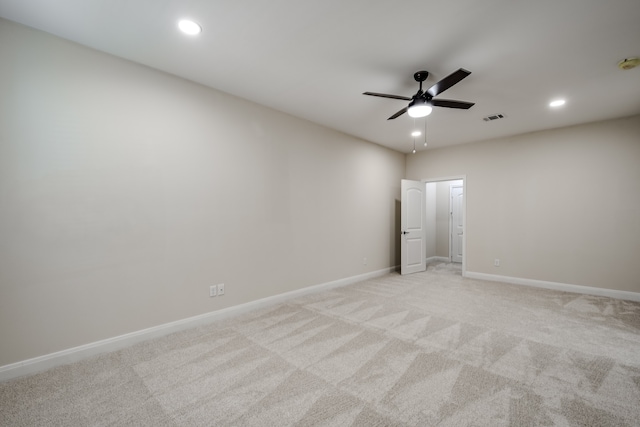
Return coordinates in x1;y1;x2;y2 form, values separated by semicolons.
449;184;463;263
422;175;467;276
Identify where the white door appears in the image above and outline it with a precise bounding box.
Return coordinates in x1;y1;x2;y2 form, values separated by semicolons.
450;185;463;263
401;179;426;275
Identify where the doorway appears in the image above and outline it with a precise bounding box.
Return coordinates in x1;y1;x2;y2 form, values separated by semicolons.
424;177;465;271
400;176;466;276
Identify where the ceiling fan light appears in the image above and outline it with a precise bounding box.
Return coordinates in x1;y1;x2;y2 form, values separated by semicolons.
407;99;433;118
408;105;432;118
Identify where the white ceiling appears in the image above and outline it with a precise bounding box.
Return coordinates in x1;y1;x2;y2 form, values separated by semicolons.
1;0;639;153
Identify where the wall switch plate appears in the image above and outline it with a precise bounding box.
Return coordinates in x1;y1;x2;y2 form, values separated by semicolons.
217;283;225;296
209;285;217;297
494;259;500;267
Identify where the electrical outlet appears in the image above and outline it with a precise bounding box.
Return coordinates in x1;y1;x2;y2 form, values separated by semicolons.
209;285;217;297
217;283;225;296
363;257;367;265
494;259;500;267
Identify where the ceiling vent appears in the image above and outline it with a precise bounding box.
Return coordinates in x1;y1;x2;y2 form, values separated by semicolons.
483;114;505;122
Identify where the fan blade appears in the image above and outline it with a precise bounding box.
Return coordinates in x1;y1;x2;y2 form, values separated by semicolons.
387;107;408;120
427;68;471;97
431;99;475;109
363;92;412;101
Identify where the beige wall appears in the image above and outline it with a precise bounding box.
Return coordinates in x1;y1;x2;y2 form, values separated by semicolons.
407;114;640;293
0;19;405;366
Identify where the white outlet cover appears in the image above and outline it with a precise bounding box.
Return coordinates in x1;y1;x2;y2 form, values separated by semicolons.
217;283;225;296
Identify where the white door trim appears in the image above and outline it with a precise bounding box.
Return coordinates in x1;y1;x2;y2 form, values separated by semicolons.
450;184;463;263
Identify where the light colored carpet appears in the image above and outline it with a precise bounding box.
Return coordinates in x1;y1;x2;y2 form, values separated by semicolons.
2;263;640;426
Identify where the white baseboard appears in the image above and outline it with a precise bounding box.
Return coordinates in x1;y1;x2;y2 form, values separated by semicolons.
426;256;450;264
465;271;640;302
0;266;397;382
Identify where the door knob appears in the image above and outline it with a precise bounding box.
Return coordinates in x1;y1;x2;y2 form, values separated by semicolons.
401;231;409;235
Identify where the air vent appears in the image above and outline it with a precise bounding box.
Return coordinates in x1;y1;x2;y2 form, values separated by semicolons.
483;114;505;122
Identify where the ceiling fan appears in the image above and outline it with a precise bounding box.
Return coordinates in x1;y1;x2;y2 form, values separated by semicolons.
363;68;475;120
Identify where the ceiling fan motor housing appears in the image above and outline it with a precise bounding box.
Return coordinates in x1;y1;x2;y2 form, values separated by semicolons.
414;71;429;82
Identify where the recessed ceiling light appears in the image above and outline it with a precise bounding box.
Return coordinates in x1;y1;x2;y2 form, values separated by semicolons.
411;131;422;137
549;99;566;108
178;19;201;35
